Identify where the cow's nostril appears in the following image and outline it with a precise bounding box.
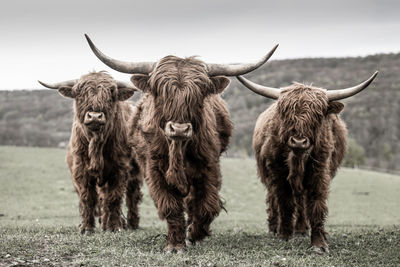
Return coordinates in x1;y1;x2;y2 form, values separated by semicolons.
289;137;295;145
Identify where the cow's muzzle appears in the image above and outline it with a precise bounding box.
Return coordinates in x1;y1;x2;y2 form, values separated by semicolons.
288;136;310;150
84;112;106;130
165;121;193;140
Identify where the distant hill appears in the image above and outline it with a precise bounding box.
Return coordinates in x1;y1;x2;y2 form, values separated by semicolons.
1;52;399;170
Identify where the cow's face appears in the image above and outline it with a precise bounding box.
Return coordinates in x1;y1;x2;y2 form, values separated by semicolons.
131;56;230;141
58;72;135;133
277;84;343;151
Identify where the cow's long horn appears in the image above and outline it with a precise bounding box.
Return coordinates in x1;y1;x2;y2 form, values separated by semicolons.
85;34;155;74
326;71;378;101
38;79;78;89
206;44;278;77
116;81;138;90
236;76;280;99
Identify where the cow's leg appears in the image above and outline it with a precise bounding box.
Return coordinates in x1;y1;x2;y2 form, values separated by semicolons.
157;191;185;252
126;176;142;230
77;179;97;234
186;167;221;245
184;186;195;232
99;174;125;232
72;163;97;234
266;186;279;235
295;194;309;236
276;180;295;240
258;155;281;236
147;168;186;252
307;172;330;254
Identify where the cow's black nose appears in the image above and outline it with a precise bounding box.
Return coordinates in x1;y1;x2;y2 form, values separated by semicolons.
288;136;310;150
84;112;106;125
165;121;193;140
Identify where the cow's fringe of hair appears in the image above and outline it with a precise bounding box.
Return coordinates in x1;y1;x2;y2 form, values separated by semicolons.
165;140;188;196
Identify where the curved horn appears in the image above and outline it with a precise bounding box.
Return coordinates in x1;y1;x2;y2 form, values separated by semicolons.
38;79;78;89
236;76;280;99
327;71;379;101
116;80;138;91
85;34;155;74
207;44;278;77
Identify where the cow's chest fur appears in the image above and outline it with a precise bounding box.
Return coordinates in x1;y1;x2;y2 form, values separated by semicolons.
268;143;331;195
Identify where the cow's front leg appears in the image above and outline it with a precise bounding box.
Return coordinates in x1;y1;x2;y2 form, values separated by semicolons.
266;184;279;235
186;167;221;245
307;172;330;254
77;179;97;235
99;174;125;232
276;181;295;240
147;173;185;252
156;191;185;253
294;194;309;236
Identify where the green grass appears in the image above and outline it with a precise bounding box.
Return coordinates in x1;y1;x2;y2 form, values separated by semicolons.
1;146;399;266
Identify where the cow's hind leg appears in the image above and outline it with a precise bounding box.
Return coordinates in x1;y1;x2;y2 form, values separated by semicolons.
126;177;143;230
186;168;221;245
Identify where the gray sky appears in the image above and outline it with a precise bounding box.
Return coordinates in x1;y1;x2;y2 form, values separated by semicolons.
1;0;399;89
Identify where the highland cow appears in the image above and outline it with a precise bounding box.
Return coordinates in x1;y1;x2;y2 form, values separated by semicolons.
39;72;142;234
237;72;378;253
85;34;278;252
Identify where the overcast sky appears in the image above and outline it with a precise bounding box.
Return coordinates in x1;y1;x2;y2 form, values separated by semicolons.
1;0;399;89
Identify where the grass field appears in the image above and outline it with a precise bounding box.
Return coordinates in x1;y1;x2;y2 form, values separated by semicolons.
0;146;399;266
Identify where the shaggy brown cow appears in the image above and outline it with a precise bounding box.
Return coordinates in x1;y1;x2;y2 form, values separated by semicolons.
85;34;278;252
39;71;142;234
236;72;378;253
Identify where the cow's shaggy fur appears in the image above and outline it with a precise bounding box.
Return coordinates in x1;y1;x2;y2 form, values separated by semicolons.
129;56;233;252
253;83;347;253
61;72;142;233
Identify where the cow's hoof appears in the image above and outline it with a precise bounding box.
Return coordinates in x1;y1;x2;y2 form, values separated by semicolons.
294;230;309;237
185;238;202;247
80;228;94;235
108;227;123;233
278;233;293;241
267;231;277;237
164;244;186;254
185;239;195;247
127;223;139;231
311;245;329;255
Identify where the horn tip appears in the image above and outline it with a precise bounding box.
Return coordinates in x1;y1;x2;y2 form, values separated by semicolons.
38;80;56;89
84;34;97;51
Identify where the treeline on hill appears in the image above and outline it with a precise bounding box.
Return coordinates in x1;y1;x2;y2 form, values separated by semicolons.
1;52;399;170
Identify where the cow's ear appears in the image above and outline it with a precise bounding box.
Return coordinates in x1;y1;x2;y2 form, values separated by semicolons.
117;87;136;101
130;74;150;92
58;86;75;98
210;76;230;94
327;101;344;114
